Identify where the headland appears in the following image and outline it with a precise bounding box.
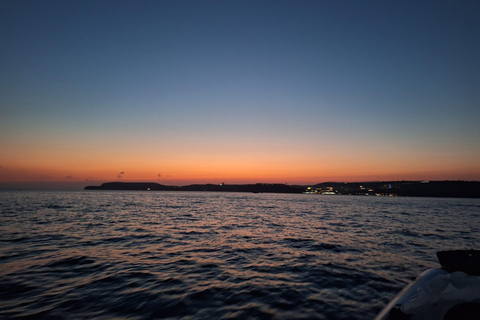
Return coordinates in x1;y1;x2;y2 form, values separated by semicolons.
85;181;480;198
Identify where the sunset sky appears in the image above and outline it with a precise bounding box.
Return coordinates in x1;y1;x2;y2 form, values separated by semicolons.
1;1;479;189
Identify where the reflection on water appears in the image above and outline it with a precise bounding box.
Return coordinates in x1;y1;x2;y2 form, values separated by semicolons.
0;191;479;319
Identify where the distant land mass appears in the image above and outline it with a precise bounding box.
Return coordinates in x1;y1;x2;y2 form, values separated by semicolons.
85;181;480;198
85;182;303;194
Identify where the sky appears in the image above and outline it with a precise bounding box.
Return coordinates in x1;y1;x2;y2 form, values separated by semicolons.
1;0;479;189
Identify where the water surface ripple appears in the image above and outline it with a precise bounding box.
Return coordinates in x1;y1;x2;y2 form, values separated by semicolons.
1;191;479;319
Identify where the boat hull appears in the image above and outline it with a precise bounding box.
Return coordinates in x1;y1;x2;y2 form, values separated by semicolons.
375;250;480;320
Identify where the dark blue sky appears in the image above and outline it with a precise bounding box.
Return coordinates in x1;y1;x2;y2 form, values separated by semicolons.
1;0;479;185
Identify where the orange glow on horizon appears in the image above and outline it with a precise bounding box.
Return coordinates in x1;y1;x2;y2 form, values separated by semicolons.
1;158;479;188
1;139;479;188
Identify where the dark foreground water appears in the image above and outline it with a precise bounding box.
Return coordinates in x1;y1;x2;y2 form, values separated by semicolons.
1;191;479;320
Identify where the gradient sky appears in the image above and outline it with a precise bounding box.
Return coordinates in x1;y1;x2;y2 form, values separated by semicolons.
1;0;479;188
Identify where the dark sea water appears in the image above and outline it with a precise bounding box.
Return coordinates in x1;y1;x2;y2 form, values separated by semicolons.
1;191;479;320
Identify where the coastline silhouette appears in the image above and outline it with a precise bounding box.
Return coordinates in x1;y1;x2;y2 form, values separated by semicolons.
85;181;480;198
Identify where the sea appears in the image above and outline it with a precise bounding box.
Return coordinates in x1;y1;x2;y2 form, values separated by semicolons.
1;190;479;320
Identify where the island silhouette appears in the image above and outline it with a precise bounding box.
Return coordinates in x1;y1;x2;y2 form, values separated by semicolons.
85;181;480;198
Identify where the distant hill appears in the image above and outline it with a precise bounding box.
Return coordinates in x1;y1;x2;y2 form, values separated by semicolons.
179;183;305;193
84;182;305;194
84;181;480;198
85;182;176;191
